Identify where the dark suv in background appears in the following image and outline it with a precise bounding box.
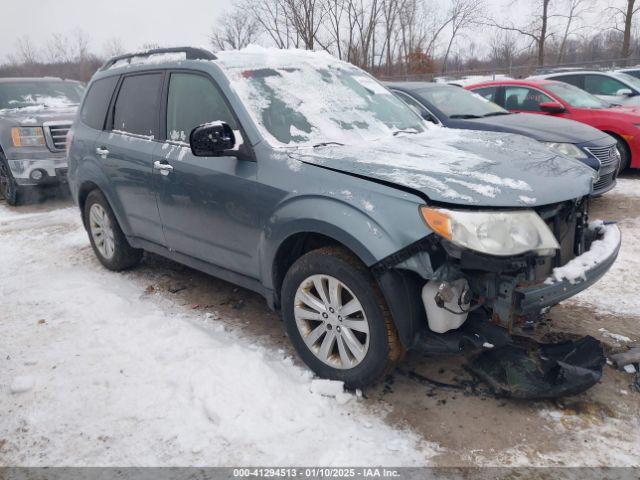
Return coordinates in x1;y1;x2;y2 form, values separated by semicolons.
0;77;83;205
67;47;620;388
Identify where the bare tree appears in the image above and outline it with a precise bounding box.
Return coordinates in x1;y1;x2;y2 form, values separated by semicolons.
246;0;300;48
15;36;40;65
103;37;125;59
441;0;485;73
556;0;591;63
608;0;640;57
486;0;553;66
211;8;260;50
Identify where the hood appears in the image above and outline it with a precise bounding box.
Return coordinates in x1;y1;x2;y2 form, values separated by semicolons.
0;105;78;126
289;128;595;208
458;113;608;143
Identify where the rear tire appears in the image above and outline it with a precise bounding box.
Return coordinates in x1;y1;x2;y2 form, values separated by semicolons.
0;152;23;206
281;246;403;389
83;189;143;271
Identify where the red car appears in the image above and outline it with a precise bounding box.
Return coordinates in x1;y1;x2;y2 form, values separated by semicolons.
465;78;640;170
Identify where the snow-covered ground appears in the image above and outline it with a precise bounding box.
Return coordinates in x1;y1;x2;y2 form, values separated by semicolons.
1;180;639;467
0;204;437;466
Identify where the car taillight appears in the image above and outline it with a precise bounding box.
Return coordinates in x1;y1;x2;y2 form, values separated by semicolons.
66;129;74;155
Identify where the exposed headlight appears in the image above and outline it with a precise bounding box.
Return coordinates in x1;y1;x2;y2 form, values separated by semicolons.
420;206;559;256
11;127;45;147
544;142;588;160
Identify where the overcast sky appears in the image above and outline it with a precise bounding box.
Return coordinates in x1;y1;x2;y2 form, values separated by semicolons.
0;0;612;61
0;0;227;60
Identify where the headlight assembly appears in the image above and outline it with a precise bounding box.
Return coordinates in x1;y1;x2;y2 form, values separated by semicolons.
544;142;588;160
11;127;45;147
420;206;559;256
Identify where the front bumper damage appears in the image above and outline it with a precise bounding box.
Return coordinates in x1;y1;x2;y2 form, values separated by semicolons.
374;201;621;352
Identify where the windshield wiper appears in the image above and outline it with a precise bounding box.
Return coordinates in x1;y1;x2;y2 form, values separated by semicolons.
482;111;511;117
449;114;482;119
313;141;345;148
393;129;419;136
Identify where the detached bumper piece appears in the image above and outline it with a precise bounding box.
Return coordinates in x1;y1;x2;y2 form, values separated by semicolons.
467;336;605;399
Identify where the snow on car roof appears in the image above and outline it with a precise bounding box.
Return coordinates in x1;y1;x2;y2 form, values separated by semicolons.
214;45;346;70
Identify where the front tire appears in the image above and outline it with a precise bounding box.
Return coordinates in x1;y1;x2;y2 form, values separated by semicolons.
83;189;143;271
0;152;23;206
281;247;403;388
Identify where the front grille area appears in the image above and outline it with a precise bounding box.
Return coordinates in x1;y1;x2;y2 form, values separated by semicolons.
585;145;619;169
44;122;72;152
585;145;619;194
594;170;616;192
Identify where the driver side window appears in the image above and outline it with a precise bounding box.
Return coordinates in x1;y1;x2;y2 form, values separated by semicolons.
166;73;237;143
504;87;552;111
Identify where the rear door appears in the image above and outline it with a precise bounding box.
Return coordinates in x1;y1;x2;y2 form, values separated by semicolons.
155;71;260;277
97;72;165;245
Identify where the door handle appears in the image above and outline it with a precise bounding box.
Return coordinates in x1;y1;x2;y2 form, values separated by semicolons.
153;160;174;176
96;147;109;158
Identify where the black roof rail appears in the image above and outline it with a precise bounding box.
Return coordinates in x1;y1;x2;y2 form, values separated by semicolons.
99;47;217;71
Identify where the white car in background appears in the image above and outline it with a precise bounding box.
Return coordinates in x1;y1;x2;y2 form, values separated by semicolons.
534;70;640;106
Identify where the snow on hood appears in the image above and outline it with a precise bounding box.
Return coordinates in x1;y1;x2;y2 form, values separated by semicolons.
289;128;596;207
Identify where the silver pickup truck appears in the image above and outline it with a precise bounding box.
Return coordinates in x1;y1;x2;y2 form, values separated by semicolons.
0;77;84;205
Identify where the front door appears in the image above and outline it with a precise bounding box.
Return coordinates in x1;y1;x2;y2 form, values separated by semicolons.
155;72;260;277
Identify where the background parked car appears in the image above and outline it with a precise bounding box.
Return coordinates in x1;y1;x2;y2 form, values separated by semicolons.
534;70;640;107
387;81;619;196
466;78;640;172
616;67;640;80
0;77;83;205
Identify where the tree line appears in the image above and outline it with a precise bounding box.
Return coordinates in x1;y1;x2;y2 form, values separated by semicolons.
2;0;640;82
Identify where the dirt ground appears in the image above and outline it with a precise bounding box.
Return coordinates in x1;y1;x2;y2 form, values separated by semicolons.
8;176;640;466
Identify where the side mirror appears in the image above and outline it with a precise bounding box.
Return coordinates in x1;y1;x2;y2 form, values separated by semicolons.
190;122;236;157
616;88;634;97
539;102;566;114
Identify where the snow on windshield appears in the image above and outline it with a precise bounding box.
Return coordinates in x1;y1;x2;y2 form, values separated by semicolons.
216;46;425;147
0;81;83;112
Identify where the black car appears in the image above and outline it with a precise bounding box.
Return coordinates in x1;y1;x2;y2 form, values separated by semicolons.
386;82;619;196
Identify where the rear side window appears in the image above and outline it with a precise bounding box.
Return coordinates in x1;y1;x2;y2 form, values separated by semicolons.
113;73;163;138
552;74;583;89
584;75;628;96
80;76;119;130
166;73;237;142
472;86;498;103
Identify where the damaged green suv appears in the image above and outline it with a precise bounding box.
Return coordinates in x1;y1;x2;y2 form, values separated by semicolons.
68;47;621;388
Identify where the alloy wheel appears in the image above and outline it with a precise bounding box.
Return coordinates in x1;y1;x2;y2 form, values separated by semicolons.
89;203;116;260
294;274;370;369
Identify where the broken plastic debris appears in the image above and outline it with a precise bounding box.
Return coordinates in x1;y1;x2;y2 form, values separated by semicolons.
623;364;637;374
466;336;605;399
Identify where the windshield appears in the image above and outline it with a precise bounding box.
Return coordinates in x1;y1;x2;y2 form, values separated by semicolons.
545;82;609;108
222;60;425;146
415;85;507;118
612;71;640;91
0;81;84;110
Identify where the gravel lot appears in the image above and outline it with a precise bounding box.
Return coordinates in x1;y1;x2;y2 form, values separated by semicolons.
1;177;639;467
